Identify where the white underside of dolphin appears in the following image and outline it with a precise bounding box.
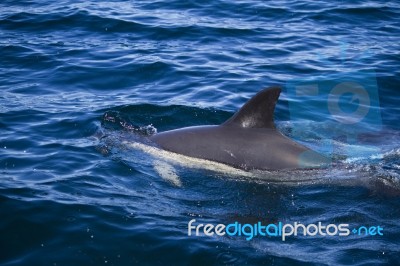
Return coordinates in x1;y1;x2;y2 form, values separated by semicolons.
124;141;255;186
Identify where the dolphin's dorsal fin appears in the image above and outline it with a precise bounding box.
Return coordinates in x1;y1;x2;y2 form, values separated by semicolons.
222;87;281;128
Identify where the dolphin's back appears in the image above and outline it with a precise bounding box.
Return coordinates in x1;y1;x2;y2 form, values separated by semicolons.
150;125;327;170
150;87;329;170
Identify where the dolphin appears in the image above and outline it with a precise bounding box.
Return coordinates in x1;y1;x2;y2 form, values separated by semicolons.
149;87;330;171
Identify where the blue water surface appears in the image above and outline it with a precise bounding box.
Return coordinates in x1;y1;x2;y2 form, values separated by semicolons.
1;0;400;265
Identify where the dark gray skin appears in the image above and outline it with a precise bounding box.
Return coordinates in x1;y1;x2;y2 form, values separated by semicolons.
150;87;330;170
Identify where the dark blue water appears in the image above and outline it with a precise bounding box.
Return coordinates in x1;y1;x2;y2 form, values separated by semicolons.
1;1;400;265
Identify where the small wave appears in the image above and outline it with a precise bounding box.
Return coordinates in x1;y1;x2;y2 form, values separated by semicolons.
0;10;149;33
102;110;157;136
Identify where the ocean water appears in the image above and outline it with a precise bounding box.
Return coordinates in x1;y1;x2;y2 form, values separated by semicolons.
1;0;400;265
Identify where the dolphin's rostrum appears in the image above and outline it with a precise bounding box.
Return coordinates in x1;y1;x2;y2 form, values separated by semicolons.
150;87;330;170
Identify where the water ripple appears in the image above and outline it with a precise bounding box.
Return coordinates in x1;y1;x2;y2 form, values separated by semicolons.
1;0;400;265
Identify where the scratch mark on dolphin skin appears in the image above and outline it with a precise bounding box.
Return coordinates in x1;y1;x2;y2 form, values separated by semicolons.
224;149;237;159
